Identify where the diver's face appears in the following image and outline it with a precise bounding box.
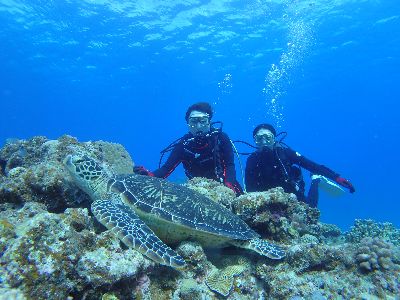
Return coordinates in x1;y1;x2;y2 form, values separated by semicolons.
254;128;275;149
187;110;211;136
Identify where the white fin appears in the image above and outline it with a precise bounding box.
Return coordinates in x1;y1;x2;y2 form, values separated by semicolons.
314;175;345;197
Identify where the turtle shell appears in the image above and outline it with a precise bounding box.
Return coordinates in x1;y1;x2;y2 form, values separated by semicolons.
109;174;258;241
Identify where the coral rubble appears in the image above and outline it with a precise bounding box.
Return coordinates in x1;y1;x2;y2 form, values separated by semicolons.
0;136;399;299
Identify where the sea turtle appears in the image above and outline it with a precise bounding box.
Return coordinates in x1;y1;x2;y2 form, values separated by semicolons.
64;154;285;268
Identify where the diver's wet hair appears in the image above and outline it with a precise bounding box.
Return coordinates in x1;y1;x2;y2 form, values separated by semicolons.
185;102;213;122
253;123;277;137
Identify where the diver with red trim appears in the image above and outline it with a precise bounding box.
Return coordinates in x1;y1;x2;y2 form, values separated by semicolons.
134;102;243;196
245;123;355;207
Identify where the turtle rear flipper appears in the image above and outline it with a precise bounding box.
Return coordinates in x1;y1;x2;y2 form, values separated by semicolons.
91;199;186;269
231;238;286;259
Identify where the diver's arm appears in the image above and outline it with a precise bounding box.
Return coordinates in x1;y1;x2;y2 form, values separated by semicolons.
286;148;339;180
152;144;183;179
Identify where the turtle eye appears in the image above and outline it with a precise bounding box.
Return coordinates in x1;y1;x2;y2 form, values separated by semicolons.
72;157;87;165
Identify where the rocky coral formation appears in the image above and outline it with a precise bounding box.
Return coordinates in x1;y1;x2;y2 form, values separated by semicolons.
184;177;236;209
185;180;329;243
0;288;27;300
355;237;400;273
187;179;343;243
175;241;212;278
0;136;399;299
346;219;400;246
205;258;249;296
0;136;133;212
256;237;400;299
0;201;152;299
231;188;321;243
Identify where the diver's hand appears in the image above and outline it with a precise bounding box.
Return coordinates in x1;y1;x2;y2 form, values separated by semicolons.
225;181;243;196
335;177;355;193
133;166;154;177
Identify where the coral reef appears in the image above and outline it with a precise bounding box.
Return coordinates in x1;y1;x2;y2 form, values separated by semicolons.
0;136;133;212
176;278;203;299
184;177;235;209
0;288;27;300
175;241;212;278
186;181;332;244
232;188;321;243
355;237;400;273
0;136;399;299
0;201;152;299
205;259;249;296
346;219;400;246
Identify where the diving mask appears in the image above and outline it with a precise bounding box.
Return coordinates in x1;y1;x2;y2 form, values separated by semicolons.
187;110;211;136
254;128;275;148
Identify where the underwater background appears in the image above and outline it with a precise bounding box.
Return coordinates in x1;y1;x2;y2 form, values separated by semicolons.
1;0;399;231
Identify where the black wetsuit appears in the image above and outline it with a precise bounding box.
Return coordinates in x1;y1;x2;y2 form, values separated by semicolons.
153;130;243;195
245;145;339;205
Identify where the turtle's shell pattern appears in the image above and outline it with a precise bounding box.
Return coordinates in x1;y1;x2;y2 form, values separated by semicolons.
109;174;258;241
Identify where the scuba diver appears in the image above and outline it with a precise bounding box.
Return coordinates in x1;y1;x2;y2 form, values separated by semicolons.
245;123;355;207
134;102;243;196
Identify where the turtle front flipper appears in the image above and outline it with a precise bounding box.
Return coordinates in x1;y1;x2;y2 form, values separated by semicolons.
231;238;286;260
91;199;186;269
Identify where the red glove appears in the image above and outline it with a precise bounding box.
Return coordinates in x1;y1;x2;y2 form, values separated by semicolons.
133;166;154;177
225;181;243;196
335;177;355;193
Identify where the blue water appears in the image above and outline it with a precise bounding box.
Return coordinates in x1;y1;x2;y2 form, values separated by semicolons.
1;0;399;230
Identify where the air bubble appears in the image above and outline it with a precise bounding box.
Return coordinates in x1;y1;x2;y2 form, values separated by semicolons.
263;9;315;128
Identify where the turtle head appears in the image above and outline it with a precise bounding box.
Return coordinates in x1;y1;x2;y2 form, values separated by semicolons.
64;154;111;199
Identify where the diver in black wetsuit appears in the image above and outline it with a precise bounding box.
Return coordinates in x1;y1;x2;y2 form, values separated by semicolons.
135;102;243;196
245;123;355;207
